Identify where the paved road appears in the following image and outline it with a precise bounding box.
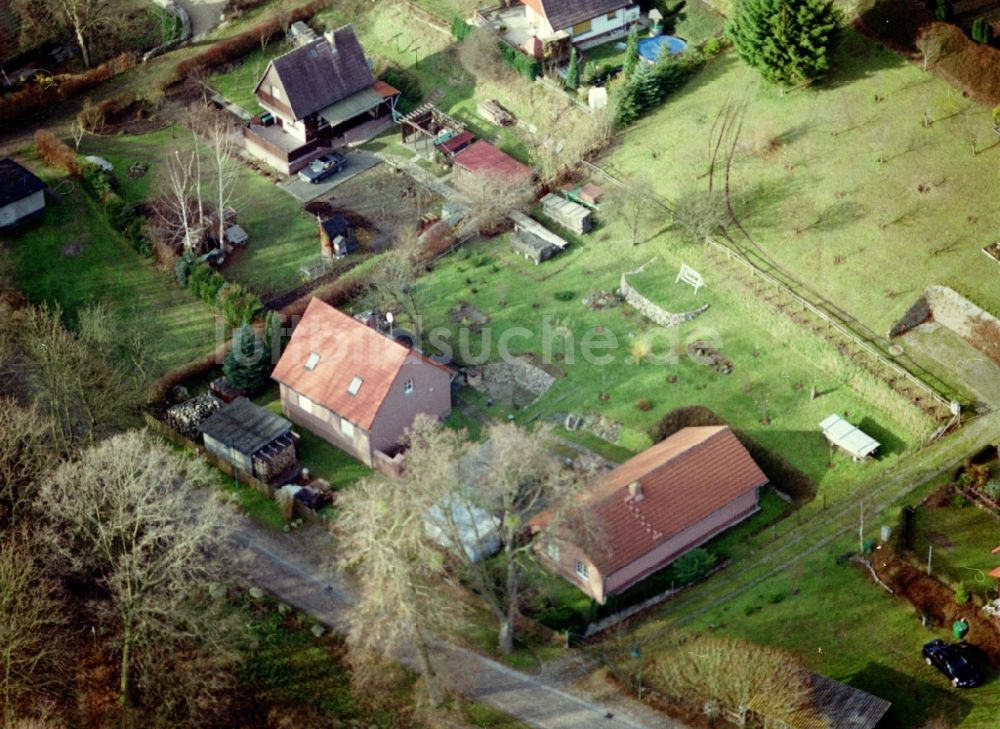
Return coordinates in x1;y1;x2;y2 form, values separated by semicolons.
230;524;675;729
175;0;225;39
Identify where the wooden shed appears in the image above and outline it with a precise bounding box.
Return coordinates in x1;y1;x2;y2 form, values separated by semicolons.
510;211;568;264
541;192;592;234
199;397;298;484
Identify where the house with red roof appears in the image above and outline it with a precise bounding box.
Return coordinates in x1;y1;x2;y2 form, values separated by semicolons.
450;140;536;198
533;426;768;603
271;298;452;475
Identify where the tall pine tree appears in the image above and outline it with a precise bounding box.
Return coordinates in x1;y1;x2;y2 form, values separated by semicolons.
565;47;580;90
223;324;270;394
622;27;640;80
727;0;842;90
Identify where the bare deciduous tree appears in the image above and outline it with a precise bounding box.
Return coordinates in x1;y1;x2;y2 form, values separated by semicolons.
411;418;588;654
463;173;532;236
650;634;823;726
0;402;56;526
335;472;461;707
606;183;664;246
0;530;67;725
39;431;241;715
457;27;510;83
15;0;125;68
364;235;425;338
203;114;240;250
70;121;86;151
916;27;947;72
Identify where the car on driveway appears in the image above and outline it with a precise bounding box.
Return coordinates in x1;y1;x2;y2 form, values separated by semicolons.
923;639;982;688
298;152;348;183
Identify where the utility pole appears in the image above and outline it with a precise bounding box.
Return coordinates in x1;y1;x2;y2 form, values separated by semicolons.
927;544;933;576
859;500;864;553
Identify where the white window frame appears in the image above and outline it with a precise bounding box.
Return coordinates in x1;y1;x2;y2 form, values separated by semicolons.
270;84;282;101
404;378;414;395
546;542;560;562
340;419;355;438
297;393;313;415
575;560;588;579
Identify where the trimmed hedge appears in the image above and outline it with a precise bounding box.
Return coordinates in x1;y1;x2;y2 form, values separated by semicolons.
501;45;541;80
171;0;327;83
0;54;137;125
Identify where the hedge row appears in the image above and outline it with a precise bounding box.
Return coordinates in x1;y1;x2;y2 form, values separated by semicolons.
180;259;263;327
501;44;541;80
171;0;328;83
0;53;137;125
649;405;816;503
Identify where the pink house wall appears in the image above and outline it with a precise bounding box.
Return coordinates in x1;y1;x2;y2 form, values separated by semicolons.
368;355;452;453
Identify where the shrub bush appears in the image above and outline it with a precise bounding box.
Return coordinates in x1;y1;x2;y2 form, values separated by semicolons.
217;281;264;326
635;397;653;411
451;17;473;41
955;582;969;604
553;291;575;301
673;548;716;584
984;480;1000;500
175;254;195;287
972;17;991;43
33;130;79;176
188;262;226;305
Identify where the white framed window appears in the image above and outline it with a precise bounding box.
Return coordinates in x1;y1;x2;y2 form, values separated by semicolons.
270;84;282;100
340;419;355;438
404;378;414;395
546;542;560;562
575;560;588;579
297;393;313;415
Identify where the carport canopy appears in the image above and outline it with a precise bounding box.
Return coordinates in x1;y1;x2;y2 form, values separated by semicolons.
318;87;384;127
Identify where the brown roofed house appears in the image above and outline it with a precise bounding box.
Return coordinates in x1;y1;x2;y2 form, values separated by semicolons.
451;140;536;199
517;0;641;53
271;298;453;475
244;25;400;174
534;426;767;603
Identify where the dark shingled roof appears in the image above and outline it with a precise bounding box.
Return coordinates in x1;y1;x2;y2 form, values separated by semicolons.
199;397;292;456
320;214;350;238
533;0;633;31
257;26;374;121
753;672;891;729
0;158;45;207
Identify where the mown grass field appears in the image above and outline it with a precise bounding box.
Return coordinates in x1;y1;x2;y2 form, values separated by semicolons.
407;225;931;507
80;126;319;296
911;497;1000;595
603;31;1000;339
5;164;219;374
620;472;1000;729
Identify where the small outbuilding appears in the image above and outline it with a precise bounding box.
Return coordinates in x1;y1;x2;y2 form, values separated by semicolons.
319;214;358;259
0;158;46;229
510;210;568;264
199;397;298;484
819;414;880;462
541;192;592;234
451;140;535;197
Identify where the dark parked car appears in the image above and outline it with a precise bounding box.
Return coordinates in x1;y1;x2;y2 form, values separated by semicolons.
923;640;982;688
298;152;348;183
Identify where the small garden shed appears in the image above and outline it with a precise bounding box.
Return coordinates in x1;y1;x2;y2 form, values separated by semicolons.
541;192;592;234
200;397;298;484
819;414;880;462
510;210;568;264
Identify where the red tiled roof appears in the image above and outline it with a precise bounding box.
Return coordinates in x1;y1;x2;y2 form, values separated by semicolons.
577;427;767;575
452;140;534;182
270;299;417;430
436;130;476;155
373;79;401;98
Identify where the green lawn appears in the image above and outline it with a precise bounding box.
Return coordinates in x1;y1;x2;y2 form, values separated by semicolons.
604;30;1000;344
80;126;319;296
208;43;278;113
6;164;219;374
910;499;1000;596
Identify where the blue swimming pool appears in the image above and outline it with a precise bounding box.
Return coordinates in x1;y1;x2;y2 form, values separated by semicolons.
637;35;687;62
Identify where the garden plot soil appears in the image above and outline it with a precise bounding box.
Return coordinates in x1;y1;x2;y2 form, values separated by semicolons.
871;546;1000;665
316;164;442;252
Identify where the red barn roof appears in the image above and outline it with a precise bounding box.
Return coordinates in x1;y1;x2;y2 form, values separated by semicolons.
452;140;534;183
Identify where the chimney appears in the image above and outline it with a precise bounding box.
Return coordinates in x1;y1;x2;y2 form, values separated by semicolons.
628;481;642;501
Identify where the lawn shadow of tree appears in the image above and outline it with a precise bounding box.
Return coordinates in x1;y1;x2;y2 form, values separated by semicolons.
820;28;909;91
858;416;908;458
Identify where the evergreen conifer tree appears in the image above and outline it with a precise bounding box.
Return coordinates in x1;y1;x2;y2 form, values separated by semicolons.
727;0;842;90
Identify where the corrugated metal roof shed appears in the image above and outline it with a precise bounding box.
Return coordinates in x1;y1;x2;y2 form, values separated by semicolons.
541;192;592;234
820;414;880;460
199;397;292;455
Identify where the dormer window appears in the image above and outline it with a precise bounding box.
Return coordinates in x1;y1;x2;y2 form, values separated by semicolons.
347;376;363;396
404;378;414;395
304;352;321;371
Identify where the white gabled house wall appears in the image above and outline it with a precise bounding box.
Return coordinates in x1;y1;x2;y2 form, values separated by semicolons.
0;189;45;228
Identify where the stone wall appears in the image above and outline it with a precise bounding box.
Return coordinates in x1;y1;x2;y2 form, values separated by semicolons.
891;285;1000;366
619;264;709;328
